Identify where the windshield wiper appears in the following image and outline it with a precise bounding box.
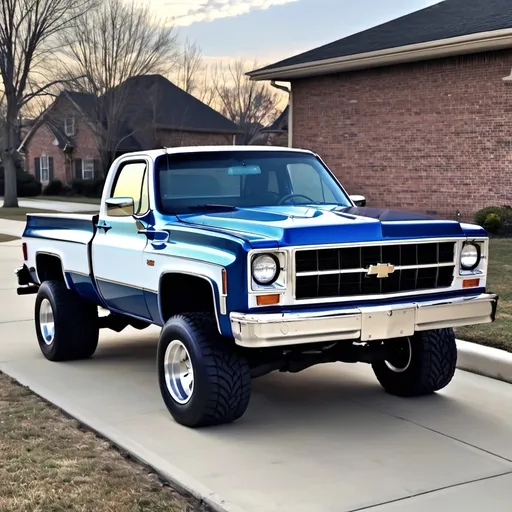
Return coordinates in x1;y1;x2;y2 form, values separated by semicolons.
187;204;238;211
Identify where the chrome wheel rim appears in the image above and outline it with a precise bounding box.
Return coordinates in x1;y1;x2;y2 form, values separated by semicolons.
39;299;55;346
385;337;412;373
164;340;194;404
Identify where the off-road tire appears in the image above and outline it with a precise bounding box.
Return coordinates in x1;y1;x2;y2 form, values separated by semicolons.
372;328;457;397
157;313;251;428
35;280;99;361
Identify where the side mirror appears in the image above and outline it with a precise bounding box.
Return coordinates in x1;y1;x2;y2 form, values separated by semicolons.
105;197;134;217
350;194;366;207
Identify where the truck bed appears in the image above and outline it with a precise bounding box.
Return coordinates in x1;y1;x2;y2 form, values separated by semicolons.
23;212;98;245
22;213;101;301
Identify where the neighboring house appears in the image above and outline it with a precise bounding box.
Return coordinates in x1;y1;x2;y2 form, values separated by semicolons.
19;75;240;186
250;106;289;146
19;91;100;186
248;0;512;219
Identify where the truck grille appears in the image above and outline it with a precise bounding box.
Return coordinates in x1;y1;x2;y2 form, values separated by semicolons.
295;242;456;300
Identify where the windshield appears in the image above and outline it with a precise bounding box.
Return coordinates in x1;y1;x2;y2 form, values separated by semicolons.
155;150;351;214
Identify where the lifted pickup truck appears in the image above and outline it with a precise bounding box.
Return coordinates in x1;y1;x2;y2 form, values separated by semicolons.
16;146;498;428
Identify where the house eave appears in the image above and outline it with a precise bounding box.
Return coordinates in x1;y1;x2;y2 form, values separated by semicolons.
248;28;512;81
155;124;243;135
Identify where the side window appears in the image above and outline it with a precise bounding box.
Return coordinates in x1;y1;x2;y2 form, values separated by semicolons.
287;163;336;203
111;161;149;215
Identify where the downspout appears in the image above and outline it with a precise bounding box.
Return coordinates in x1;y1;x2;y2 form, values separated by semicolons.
270;80;292;148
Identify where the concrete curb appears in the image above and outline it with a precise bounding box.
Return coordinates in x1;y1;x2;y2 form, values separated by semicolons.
456;339;512;385
0;364;247;512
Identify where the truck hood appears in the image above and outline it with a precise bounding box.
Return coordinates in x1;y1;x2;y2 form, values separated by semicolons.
176;205;477;248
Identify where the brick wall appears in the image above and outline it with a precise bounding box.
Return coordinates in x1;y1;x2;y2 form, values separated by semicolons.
25;95;100;184
291;49;512;220
25;124;67;184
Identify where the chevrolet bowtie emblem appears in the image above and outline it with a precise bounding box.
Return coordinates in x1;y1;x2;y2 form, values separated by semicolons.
367;263;396;279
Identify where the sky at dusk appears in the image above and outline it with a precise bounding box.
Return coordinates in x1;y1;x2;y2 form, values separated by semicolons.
152;0;444;66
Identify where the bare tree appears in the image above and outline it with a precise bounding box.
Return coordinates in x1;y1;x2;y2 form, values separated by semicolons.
173;38;205;96
211;59;285;144
60;0;180;172
0;0;93;207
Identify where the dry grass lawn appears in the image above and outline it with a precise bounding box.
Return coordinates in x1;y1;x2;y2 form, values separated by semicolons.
0;373;205;512
456;238;512;352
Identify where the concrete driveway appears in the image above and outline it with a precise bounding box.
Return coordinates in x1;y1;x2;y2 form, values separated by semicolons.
1;235;512;511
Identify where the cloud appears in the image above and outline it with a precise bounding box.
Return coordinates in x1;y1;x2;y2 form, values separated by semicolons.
158;0;299;26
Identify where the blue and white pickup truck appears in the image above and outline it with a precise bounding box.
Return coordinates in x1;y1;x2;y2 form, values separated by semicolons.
16;146;498;428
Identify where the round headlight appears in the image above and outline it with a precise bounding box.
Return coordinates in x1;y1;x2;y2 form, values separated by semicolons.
460;243;480;270
252;254;279;285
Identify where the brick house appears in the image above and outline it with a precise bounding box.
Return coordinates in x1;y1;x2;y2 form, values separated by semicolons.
248;0;512;219
19;75;240;186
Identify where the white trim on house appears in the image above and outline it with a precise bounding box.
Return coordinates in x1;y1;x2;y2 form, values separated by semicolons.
40;154;50;185
64;116;75;136
248;28;512;81
82;157;95;180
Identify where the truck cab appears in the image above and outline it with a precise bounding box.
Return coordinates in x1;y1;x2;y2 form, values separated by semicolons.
16;146;498;428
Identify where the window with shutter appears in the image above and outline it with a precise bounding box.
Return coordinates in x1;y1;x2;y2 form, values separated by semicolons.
34;158;41;182
40;155;50;184
82;158;95;180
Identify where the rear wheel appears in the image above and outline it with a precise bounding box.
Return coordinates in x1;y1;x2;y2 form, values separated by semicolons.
372;328;457;396
157;313;251;428
35;280;99;361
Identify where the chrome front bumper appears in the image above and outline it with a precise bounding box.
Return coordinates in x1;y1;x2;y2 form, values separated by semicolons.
230;293;498;348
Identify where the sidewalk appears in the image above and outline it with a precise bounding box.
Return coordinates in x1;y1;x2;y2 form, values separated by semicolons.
0;198;99;213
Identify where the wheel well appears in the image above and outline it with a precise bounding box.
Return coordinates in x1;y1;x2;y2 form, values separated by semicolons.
36;254;65;283
160;273;216;323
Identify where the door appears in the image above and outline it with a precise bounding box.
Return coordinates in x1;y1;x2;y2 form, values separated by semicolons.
92;160;152;319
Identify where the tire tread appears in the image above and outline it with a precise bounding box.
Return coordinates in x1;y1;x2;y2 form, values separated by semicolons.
35;280;99;361
373;328;457;397
158;313;251;427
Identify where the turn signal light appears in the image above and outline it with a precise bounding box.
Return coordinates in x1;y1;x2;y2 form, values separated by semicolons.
256;294;280;306
463;278;480;289
22;243;27;261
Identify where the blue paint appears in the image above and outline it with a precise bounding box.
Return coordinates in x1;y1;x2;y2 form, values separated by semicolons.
174;205;473;248
24;214;97;245
95;279;151;320
144;290;162;325
66;272;107;307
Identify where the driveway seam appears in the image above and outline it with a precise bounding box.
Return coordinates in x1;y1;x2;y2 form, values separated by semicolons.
346;469;512;511
381;412;512;465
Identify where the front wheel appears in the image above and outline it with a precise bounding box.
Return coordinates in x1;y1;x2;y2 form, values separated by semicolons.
372;328;457;397
157;313;252;428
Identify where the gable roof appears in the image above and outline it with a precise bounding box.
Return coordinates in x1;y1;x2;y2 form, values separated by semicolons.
18;91;93;152
65;91;99;119
19;75;240;152
260;106;288;134
109;74;240;135
248;0;512;81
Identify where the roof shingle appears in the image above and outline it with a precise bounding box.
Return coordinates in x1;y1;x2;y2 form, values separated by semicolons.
252;0;512;74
